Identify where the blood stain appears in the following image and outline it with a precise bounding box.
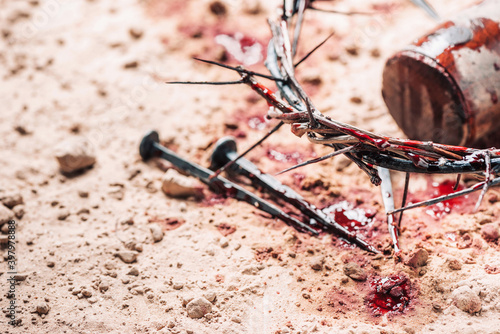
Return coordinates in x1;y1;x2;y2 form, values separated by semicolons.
214;32;264;66
217;223;236;236
425;180;466;219
322;201;375;231
366;274;412;316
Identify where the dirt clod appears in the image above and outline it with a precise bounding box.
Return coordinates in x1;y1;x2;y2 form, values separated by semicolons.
447;258;462;271
481;224;499;242
405;248;429;268
451;286;481;314
343;262;367;281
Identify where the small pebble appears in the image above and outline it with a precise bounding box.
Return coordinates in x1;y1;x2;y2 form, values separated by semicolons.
78;190;89;198
447;257;462;271
350;96;363;104
343;262;367;281
116;251;139;264
104;261;116;270
13;273;28;281
203;291;216;303
129;28;143;39
0;193;23;209
13;205;25;219
309;256;324;271
54;137;96;173
173;281;184;290
57;209;70;221
231;316;242;323
149;223;164;242
82;289;92;298
161;169;203;198
220;237;229;248
186;297;212;318
36;302;50;315
99;281;110;292
127;267;139;276
123;61;139;69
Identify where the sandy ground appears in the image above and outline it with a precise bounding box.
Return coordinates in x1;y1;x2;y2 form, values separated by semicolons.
1;0;500;333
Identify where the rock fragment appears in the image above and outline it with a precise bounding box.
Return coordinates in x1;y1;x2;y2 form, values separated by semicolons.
405;248;429;268
186;297;212;318
35;302;50;315
203;291;216;303
0;193;23;209
309;256;324;271
116;251;138;263
99;280;110;292
127;267;139;276
172;281;184;290
451;286;481;314
343;262;367;281
129;28;143;40
219;237;229;248
149;223;164;242
447;257;462;271
0;205;14;226
12;205;25;219
57;209;70;221
161;169;203;198
481;224;499;242
54;137;96;173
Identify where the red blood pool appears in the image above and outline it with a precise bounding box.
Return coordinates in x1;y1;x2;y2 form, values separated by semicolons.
214;32;264;66
366;274;412;315
425;180;466;219
322;201;374;231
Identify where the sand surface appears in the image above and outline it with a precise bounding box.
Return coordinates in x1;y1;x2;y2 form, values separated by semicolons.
1;0;500;333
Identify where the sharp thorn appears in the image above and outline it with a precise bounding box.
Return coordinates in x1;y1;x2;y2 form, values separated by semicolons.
275;146;354;175
388;177;500;215
294;32;335;68
166;80;244;86
309;6;374;16
211;121;285;179
397;172;410;230
453;174;462;191
192;57;286;82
